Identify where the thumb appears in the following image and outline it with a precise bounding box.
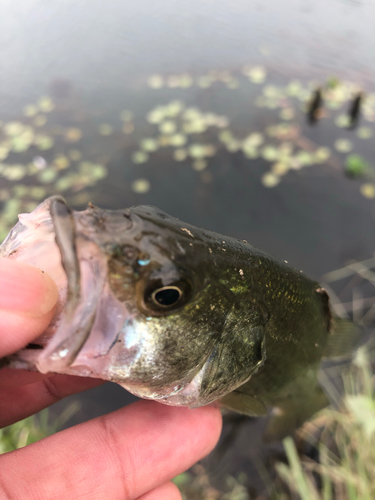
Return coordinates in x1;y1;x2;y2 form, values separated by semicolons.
0;258;58;357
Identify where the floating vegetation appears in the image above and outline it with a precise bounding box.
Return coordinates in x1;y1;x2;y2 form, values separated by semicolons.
0;95;111;240
334;138;353;153
335;113;351;128
1;67;375;245
173;148;188;161
159;120;177;135
131;178;151;193
98;123;113;136
132;151;149;164
360;183;375;199
140;138;159;152
34;135;54;150
38;96;55;113
357;126;373;139
243;65;267;84
131;75;374;192
147;74;164;89
262;172;280;188
345;154;370;179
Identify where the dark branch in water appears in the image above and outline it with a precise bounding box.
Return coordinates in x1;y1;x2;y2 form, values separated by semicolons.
307;88;323;125
347;92;363;128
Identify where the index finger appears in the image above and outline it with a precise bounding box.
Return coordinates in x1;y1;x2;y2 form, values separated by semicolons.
0;400;223;500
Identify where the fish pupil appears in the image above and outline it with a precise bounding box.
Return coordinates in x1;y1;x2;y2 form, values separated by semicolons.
153;287;182;307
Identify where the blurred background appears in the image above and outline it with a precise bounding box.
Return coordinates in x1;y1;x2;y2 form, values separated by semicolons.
1;0;375;497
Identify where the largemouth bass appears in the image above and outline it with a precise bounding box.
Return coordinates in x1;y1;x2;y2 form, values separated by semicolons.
0;196;359;440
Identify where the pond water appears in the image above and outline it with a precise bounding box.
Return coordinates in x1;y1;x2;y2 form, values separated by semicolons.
1;0;375;496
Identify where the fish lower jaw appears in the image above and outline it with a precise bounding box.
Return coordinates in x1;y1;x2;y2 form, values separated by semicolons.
118;368;205;407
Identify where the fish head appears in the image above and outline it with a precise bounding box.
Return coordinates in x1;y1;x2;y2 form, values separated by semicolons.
1;198;267;408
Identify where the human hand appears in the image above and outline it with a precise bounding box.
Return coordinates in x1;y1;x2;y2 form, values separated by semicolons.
0;258;222;499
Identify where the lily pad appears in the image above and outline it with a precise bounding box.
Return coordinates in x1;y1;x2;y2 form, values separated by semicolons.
188;144;206;159
286;80;303;97
148;75;164;89
357;126;373;139
360;183;375;199
244;133;264;147
182;121;207;134
132;151;149;164
140;138;159;152
261;145;279;162
159;120;176;135
38;97;55;113
247;66;266;84
335;114;351;128
170;134;187;147
272;162;289;176
131;178;151;193
262;172;280;188
314;147;331;163
53;155;70;170
34;135;54;150
147;107;166;124
334;139;353;153
165;101;184;117
219;130;234;144
4;122;25;136
173;149;188;161
38;168;57;184
0;146;10;161
2;164;26;181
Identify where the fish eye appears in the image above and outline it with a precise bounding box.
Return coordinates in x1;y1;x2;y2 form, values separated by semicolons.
151;286;182;307
142;279;192;315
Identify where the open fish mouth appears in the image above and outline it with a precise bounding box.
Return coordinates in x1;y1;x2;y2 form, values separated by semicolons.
1;196;131;377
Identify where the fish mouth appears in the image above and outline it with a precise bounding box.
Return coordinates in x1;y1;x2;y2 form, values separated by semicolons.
6;196;129;377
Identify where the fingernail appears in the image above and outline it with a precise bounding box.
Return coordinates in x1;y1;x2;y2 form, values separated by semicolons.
0;258;58;317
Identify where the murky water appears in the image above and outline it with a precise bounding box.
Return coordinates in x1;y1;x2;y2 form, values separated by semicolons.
1;0;375;496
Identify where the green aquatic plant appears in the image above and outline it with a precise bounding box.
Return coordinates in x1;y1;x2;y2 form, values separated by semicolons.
275;347;375;500
344;154;370;179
